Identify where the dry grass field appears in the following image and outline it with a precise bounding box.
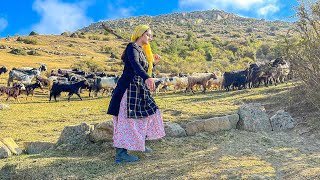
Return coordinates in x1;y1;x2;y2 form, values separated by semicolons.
1;35;320;179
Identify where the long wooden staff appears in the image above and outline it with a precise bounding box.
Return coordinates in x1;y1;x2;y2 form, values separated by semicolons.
101;23;172;65
101;23;129;41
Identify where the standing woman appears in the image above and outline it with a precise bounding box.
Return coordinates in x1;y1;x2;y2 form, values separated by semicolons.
107;25;165;163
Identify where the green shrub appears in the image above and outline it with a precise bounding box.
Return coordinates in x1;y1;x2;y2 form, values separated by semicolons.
101;46;113;54
71;60;105;72
17;37;38;45
70;33;78;38
61;32;70;37
29;31;39;36
27;50;40;56
9;48;27;55
88;35;100;40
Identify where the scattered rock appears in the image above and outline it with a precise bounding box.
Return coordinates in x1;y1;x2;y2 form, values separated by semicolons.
24;142;55;154
204;116;232;133
57;123;93;145
270;110;295;131
185;120;205;136
89;121;113;143
237;103;272;132
0;104;10;110
226;114;240;129
1;138;23;155
164;122;186;137
0;141;12;158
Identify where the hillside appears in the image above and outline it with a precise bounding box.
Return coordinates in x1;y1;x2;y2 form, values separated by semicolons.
0;9;293;77
80;9;291;42
2;9;320;179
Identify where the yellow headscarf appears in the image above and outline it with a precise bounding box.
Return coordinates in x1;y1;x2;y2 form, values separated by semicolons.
131;25;154;76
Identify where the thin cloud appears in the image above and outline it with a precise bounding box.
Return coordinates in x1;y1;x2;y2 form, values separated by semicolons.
31;0;93;34
179;0;264;10
258;4;280;16
179;0;280;18
104;4;134;20
0;17;8;31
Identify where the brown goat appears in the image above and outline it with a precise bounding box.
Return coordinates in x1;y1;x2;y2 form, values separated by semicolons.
186;73;217;94
6;83;25;102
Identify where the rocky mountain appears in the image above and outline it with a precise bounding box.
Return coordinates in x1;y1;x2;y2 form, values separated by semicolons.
79;9;292;41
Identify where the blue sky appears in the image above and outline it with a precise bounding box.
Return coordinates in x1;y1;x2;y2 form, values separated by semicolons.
0;0;298;37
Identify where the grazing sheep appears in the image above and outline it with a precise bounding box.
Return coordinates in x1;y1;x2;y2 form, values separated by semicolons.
207;75;223;91
186;73;217;94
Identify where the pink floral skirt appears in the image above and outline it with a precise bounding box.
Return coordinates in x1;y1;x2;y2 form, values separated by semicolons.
113;90;166;151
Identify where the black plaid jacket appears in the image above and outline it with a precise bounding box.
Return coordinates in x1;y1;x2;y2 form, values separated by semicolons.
107;43;158;118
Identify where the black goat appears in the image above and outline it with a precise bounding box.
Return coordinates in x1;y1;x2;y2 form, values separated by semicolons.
22;81;44;100
0;66;8;75
49;80;89;102
223;70;248;91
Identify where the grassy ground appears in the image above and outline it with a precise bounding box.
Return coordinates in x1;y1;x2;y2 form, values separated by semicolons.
2;82;320;179
1;35;320;179
0;80;291;145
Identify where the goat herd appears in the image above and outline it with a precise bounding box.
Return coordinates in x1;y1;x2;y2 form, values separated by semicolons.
0;57;290;102
154;57;291;94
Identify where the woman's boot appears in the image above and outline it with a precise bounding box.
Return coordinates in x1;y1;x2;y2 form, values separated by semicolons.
115;148;139;163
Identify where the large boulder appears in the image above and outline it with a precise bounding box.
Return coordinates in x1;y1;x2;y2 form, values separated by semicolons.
57;123;93;145
204;116;232;133
24;142;55;154
89;121;113;143
185;120;205;136
237;103;272;132
270;110;295;131
1;138;23;155
0;141;12;158
164;122;186;137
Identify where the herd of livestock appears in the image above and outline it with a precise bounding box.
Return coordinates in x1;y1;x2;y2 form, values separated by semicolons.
0;57;290;102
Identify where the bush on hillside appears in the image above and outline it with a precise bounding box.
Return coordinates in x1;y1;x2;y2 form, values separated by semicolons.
284;0;320;110
71;60;105;72
17;37;38;45
70;33;78;38
61;32;70;37
29;31;39;36
88;35;100;40
27;50;40;56
9;48;27;55
101;46;113;54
